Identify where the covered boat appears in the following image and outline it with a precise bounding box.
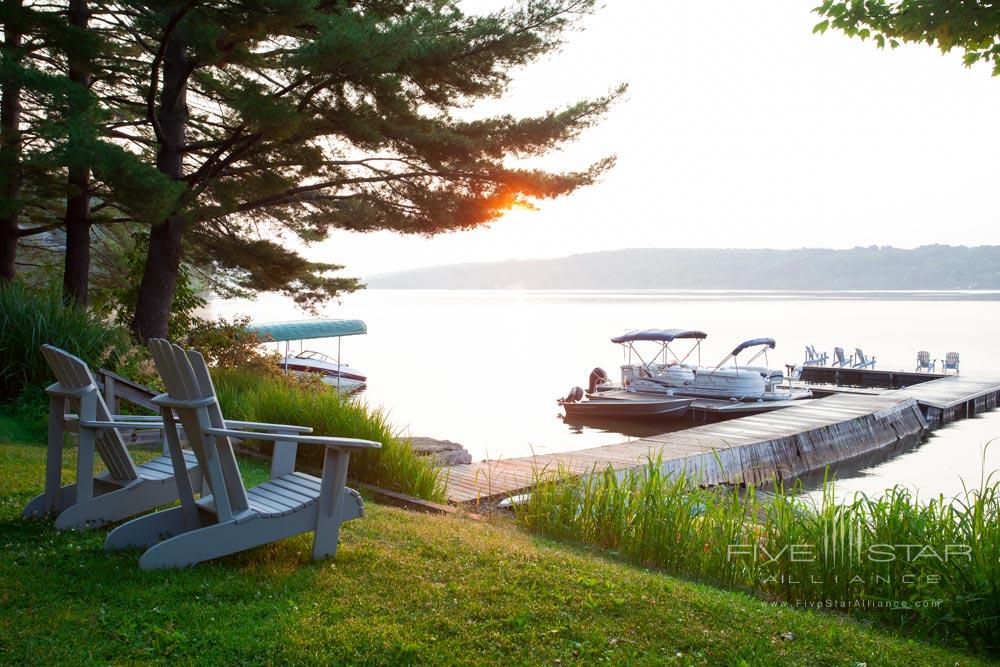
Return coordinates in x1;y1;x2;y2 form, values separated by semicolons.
248;319;367;393
614;328;707;394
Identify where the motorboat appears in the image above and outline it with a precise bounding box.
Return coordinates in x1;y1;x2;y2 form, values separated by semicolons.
281;350;367;392
248;318;368;393
558;386;693;419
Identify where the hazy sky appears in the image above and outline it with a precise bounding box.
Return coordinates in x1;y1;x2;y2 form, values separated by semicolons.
308;1;1000;277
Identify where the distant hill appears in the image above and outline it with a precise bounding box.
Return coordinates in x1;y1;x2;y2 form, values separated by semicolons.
366;246;1000;290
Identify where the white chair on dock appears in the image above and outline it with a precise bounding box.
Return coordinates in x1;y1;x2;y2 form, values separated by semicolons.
803;345;828;366
104;339;380;570
22;345;203;530
853;348;876;369
915;351;936;373
832;347;854;368
942;352;960;374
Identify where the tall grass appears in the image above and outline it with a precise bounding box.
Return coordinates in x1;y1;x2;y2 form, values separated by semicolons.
0;281;150;402
516;453;1000;652
212;367;445;502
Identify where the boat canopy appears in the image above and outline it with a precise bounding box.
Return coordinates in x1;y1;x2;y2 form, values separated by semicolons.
611;328;708;344
248;319;367;342
731;337;776;356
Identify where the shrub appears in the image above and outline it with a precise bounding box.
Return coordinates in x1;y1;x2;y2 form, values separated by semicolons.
181;315;278;370
516;454;1000;651
0;282;152;402
212;367;445;502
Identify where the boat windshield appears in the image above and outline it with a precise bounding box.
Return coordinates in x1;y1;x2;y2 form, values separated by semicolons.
295;350;334;363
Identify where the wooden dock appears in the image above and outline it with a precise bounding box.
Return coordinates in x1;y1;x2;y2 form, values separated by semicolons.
443;375;1000;506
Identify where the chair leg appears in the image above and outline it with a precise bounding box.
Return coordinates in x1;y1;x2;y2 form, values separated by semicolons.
23;484;78;518
313;449;351;560
42;395;66;513
55;479;189;531
105;506;190;551
138;514;309;570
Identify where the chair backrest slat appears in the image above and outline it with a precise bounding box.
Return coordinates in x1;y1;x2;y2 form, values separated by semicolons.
185;348;249;513
41;345;138;481
149;339;213;499
149;339;250;518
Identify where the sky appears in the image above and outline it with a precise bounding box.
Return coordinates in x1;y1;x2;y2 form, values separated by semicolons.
305;1;1000;277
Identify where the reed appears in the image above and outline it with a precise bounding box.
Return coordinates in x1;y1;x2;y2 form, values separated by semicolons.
515;448;1000;652
0;281;150;402
212;367;446;502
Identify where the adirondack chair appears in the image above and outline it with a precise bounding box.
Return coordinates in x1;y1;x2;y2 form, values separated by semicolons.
803;345;828;366
853;348;876;369
915;351;936;373
832;347;853;368
104;339;380;570
22;345;203;530
942;352;960;374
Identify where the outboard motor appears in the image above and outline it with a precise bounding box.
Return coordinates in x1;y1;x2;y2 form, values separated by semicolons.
559;386;584;404
588;367;610;393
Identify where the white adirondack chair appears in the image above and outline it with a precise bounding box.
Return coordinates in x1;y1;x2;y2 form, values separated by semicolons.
853;348;876;369
105;339;380;570
915;350;936;373
942;352;960;374
22;345;203;530
803;345;828;366
832;347;853;368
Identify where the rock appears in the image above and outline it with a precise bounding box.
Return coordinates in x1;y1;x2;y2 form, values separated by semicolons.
409;437;472;466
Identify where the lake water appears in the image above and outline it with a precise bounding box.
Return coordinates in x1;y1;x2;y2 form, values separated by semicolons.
208;289;1000;499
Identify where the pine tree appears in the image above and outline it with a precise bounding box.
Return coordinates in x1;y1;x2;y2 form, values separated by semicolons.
116;0;620;340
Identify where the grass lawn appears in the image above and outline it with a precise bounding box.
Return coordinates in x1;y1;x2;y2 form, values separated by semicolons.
0;414;993;666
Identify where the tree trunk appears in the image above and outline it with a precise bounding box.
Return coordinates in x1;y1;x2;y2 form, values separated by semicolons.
62;0;92;304
133;30;189;341
62;167;91;304
0;0;24;283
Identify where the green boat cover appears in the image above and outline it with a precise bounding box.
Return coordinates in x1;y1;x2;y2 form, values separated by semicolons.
247;319;367;342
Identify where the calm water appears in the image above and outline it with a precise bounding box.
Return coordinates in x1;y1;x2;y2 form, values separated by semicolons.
208;289;1000;498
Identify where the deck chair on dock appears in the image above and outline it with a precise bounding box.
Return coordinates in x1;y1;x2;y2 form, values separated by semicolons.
105;339;380;570
915;351;936;373
853;348;876;369
22;345;203;530
942;352;960;374
803;345;828;366
832;347;853;368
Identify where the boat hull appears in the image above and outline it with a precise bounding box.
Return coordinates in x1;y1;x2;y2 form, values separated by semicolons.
560;396;692;419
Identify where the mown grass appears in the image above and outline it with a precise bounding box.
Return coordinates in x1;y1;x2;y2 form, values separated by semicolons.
0;415;992;666
515;455;1000;653
212;367;445;502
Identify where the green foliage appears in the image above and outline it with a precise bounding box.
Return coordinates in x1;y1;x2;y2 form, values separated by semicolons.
180;315;278;370
0;419;991;665
0;281;151;402
814;0;1000;74
516;455;1000;651
110;231;206;339
212;366;445;502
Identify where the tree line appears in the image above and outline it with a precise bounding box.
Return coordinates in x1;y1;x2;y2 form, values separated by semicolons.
0;0;619;339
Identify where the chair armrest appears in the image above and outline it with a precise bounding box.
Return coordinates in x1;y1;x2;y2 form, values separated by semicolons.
204;427;380;450
109;415;163;422
223;419;312;434
79;419;166;430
